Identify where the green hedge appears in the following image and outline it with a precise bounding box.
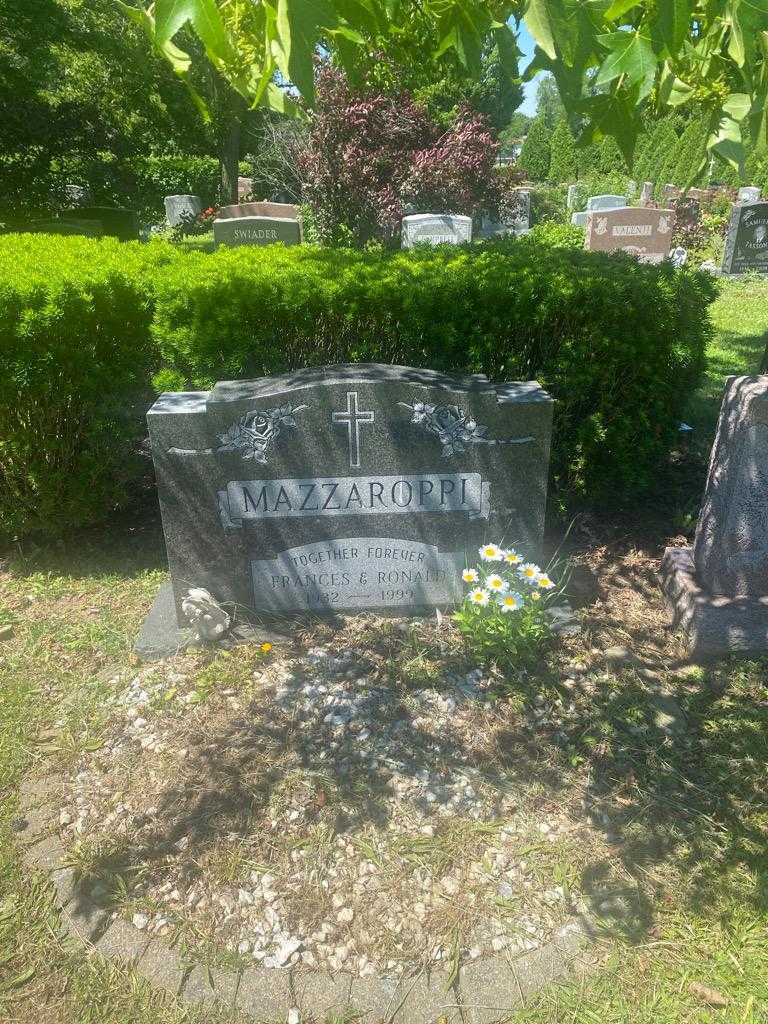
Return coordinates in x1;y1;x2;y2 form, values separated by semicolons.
0;233;716;540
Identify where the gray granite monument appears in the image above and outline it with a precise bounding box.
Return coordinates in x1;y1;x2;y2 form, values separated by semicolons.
213;215;302;249
721;201;768;274
566;184;579;210
138;364;553;656
639;181;654;206
737;186;761;205
401;214;472;247
164;194;203;227
586;194;626;212
662;375;768;658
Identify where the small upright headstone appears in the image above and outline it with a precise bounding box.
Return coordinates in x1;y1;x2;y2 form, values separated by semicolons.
401;214;472;248
75;206;139;241
138;364;554;655
509;189;532;233
570;211;588;228
639;182;654;207
217;201;300;221
737;186;761;205
566;184;579;211
585;207;675;263
64;183;92;207
662;375;768;657
662;183;681;203
586;194;626;212
213;215;302;249
237;176;254;201
164;194;203;227
721;201;768;274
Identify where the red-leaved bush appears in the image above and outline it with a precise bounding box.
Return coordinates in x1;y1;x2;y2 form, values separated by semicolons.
299;64;499;244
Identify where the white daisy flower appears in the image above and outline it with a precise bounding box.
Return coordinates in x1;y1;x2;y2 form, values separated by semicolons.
536;573;555;590
503;549;522;565
485;574;508;593
531;591;541;602
479;543;503;562
519;562;541;583
468;588;490;606
462;568;479;584
498;592;523;613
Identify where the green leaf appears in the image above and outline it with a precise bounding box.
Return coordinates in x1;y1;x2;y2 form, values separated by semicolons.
155;0;231;63
653;0;692;55
723;92;751;119
595;30;658;100
605;0;640;19
275;0;338;104
728;1;746;66
524;0;558;59
707;111;745;172
264;82;303;117
658;68;695;106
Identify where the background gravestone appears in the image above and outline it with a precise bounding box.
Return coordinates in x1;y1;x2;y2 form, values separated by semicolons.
566;184;578;210
639;182;654;206
213;215;301;248
586;194;626;212
737;186;761;205
75;206;139;241
401;214;472;248
140;364;553;653
662;375;768;657
237;176;254;201
585;206;675;263
217;201;300;221
25;218;103;237
662;183;681;203
165;194;203;227
721;201;768;274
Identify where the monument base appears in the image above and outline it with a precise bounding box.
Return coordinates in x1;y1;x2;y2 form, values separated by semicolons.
135;580;290;661
661;547;768;659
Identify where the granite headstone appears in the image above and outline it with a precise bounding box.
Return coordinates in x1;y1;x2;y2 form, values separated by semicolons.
662;375;768;657
237;176;254;201
566;184;579;210
586;194;626;212
737;186;761;205
401;214;472;248
217;201;300;221
639;182;654;206
213;215;302;248
141;364;554;650
662;183;681;203
721;201;768;274
164;194;203;227
585;206;675;263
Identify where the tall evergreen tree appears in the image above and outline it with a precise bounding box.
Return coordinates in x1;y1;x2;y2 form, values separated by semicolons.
518;116;551;181
547;118;578;183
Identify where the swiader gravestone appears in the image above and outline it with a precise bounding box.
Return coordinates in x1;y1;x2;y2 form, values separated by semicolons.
139;365;553;653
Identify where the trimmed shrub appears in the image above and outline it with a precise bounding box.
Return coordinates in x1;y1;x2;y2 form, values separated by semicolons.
0;233;715;540
0;235;178;538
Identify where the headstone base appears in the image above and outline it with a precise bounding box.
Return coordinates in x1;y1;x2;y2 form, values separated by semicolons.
135;579;290;661
660;547;768;659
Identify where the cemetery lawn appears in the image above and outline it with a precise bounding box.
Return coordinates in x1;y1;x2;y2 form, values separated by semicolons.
2;518;767;1023
686;274;768;445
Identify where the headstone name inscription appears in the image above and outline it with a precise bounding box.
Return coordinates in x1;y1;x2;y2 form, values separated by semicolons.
585;206;675;263
141;364;553;650
401;214;472;248
721;201;768;274
213;216;302;248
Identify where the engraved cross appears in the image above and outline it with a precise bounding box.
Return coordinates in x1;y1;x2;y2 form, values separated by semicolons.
332;391;374;469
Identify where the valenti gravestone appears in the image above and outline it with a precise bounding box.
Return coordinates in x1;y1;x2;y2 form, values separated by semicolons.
721;201;768;274
139;364;553;654
401;214;472;247
662;375;768;657
585;206;675;263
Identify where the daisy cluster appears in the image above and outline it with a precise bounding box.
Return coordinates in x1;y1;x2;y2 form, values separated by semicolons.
462;543;555;612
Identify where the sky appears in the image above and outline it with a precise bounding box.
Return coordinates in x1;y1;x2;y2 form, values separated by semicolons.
515;22;540;117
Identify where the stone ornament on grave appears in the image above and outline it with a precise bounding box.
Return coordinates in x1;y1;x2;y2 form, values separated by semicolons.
639;182;654;207
721;201;768;274
237;176;254;201
217;201;300;221
585;206;675;263
139;364;554;652
164;194;203;227
401;214;472;248
213;215;302;249
566;184;579;211
662;375;768;657
737;186;761;205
